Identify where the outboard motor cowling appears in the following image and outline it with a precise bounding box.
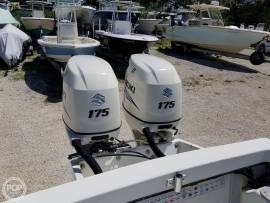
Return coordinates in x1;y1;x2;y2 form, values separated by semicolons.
123;54;182;144
63;55;121;145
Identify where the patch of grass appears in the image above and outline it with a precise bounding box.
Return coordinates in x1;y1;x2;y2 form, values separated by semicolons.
11;68;25;80
0;70;6;77
154;37;171;49
0;52;47;80
0;48;62;102
6;52;40;80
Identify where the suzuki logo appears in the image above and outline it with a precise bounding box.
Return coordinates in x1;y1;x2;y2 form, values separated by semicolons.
162;88;173;98
90;94;105;106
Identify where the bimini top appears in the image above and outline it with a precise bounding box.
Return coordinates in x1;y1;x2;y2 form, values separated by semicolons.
189;3;230;11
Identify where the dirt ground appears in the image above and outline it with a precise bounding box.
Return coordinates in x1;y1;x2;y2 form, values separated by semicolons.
0;48;270;201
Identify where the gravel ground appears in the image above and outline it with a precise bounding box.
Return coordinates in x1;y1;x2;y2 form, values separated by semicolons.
0;48;270;201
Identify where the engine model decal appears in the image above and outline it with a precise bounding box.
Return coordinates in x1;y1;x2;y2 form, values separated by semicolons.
124;88;139;110
158;101;175;109
125;80;135;93
123;104;181;124
89;108;110;118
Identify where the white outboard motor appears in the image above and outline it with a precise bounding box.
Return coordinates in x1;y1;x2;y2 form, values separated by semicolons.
123;54;182;147
62;55;121;145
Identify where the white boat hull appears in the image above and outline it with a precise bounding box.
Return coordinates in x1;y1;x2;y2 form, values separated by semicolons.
95;30;158;42
21;17;55;37
38;36;100;62
95;30;158;55
165;26;270;53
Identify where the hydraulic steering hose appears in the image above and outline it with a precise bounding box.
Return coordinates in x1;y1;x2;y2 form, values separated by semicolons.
143;127;165;157
71;139;103;175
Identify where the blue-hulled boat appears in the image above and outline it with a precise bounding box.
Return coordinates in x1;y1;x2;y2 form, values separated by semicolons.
38;0;100;62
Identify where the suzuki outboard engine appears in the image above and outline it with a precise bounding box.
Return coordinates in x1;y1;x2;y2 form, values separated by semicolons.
63;55;121;145
123;54;182;151
63;55;122;174
63;56;122;174
63;56;121;144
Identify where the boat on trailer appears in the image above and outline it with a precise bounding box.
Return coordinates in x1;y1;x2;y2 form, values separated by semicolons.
167;25;270;54
94;0;158;56
21;1;55;38
165;2;270;65
38;0;100;63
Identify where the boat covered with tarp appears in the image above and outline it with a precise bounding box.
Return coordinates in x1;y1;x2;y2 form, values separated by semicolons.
0;24;31;66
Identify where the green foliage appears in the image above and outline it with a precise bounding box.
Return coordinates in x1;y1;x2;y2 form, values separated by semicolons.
222;0;270;28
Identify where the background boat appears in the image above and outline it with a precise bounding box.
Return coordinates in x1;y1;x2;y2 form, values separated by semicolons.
38;0;100;63
166;25;270;53
165;2;270;54
94;0;158;56
38;36;100;62
21;1;55;38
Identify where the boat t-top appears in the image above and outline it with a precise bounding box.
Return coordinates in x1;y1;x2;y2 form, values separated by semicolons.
188;2;229;26
53;0;96;35
21;1;55;38
92;0;141;31
165;1;270;64
38;0;100;63
94;0;158;56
